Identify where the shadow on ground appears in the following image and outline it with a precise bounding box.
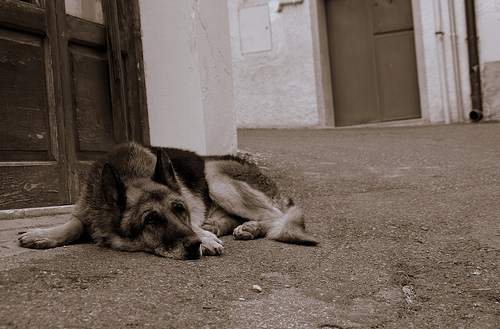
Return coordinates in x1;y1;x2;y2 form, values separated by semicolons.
1;124;499;328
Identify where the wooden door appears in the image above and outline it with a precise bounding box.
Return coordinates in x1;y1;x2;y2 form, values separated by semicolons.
0;0;148;210
325;0;421;126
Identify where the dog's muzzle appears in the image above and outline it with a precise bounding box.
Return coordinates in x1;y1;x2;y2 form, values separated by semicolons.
183;235;202;259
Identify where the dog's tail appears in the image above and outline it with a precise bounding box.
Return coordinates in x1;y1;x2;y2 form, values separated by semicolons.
266;205;318;246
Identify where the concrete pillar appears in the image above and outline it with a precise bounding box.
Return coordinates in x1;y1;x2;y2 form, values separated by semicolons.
139;0;237;155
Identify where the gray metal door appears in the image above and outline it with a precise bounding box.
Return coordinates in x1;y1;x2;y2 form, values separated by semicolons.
326;0;421;126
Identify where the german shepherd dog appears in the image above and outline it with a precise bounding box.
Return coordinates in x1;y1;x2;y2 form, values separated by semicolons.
18;142;317;259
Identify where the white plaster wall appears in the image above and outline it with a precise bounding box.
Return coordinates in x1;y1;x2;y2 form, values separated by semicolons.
228;0;319;128
475;0;500;120
229;0;477;128
309;0;334;126
139;0;237;155
412;0;471;124
227;0;497;127
475;0;500;63
448;0;473;122
195;0;238;154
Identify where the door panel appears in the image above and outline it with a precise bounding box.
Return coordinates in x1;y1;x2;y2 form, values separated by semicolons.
61;2;126;174
372;0;413;32
326;0;421;126
66;16;106;46
0;2;62;209
70;46;116;154
0;1;45;33
0;164;60;209
326;0;379;126
0;32;49;154
0;0;148;210
375;31;421;121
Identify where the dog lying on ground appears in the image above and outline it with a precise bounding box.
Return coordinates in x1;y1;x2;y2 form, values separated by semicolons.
18;142;317;259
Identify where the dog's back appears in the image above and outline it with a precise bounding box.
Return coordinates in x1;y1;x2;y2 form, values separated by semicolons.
148;146;210;204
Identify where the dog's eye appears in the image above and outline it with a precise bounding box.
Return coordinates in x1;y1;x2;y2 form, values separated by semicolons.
144;212;162;225
172;202;187;216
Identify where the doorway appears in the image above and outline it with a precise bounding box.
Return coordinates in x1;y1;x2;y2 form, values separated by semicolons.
325;0;421;126
0;0;148;210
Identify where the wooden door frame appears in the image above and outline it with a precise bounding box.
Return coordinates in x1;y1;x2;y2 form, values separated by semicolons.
46;0;74;205
51;0;149;203
0;0;149;208
59;0;149;203
0;0;72;206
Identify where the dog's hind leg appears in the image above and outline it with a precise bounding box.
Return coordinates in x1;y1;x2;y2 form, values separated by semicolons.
205;161;318;246
204;172;285;241
201;205;246;237
233;221;266;240
18;216;85;249
230;206;318;245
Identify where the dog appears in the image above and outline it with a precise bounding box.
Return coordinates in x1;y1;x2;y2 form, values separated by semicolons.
18;142;317;259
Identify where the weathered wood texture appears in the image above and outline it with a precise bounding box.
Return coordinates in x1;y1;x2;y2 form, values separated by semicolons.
70;46;115;153
0;1;45;34
0;34;49;154
0;163;60;209
119;0;149;144
0;0;148;210
66;16;106;47
102;0;128;144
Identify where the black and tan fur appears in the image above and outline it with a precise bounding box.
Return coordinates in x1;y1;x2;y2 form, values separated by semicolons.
18;142;317;259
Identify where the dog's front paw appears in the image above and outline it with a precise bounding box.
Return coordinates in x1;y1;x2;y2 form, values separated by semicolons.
233;221;262;240
18;230;59;249
201;219;221;236
200;233;224;256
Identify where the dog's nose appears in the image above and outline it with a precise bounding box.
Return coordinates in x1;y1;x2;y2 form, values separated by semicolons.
183;235;202;255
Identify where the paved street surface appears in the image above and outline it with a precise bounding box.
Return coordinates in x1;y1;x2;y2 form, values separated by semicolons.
1;123;500;328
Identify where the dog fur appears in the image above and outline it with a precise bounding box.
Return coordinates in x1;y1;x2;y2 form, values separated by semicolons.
18;142;317;259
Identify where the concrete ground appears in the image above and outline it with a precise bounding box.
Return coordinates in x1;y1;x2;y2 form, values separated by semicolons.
1;123;499;328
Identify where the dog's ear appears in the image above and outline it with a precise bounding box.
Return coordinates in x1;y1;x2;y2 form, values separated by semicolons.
152;149;180;192
101;163;126;208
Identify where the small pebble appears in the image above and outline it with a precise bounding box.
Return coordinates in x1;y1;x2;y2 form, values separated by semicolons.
238;297;246;301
